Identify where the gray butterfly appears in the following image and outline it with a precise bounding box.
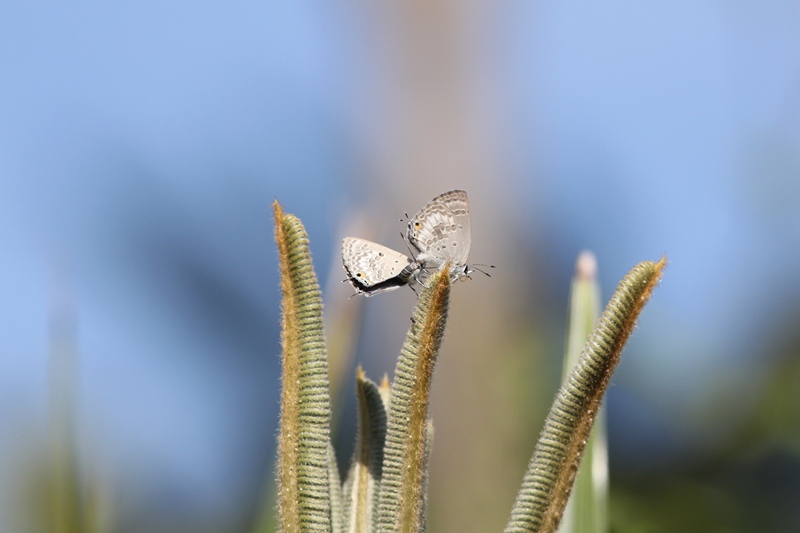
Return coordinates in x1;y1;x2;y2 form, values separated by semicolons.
341;237;421;296
343;190;481;297
405;189;472;282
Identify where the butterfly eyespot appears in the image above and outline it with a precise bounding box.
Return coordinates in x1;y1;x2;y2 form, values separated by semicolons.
378;252;384;257
356;272;363;278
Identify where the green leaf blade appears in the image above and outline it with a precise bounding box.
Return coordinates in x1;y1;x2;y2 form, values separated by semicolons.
273;201;333;533
558;251;606;533
343;368;389;533
506;258;666;533
377;270;451;533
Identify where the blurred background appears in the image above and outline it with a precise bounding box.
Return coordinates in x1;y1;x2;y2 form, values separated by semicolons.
2;3;800;532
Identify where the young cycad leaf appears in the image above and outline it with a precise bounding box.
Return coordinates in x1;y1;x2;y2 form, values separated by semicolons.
273;200;333;533
506;258;666;533
343;368;390;532
558;252;606;533
377;269;451;533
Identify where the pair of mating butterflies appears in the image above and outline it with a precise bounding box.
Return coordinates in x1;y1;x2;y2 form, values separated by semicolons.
342;190;475;296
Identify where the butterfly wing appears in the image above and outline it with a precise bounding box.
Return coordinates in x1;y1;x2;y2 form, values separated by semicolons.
406;190;471;269
341;237;416;295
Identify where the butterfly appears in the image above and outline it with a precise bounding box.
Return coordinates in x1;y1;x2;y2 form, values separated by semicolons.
342;189;480;296
404;189;472;282
341;236;421;296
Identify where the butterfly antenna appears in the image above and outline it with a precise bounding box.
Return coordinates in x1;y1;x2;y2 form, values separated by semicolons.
470;264;495;277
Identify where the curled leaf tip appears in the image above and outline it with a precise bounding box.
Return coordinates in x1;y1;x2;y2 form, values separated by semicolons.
632;257;667;311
